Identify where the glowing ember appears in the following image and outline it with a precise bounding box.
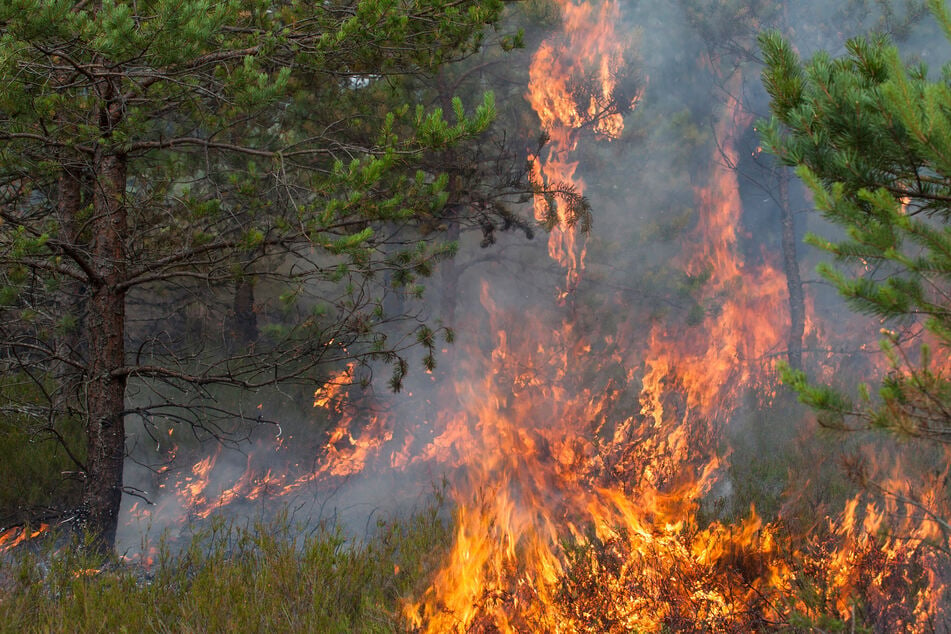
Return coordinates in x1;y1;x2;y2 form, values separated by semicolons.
0;523;49;552
71;568;102;578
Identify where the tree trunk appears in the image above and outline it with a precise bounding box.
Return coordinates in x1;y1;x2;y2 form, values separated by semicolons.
779;167;805;371
82;142;128;549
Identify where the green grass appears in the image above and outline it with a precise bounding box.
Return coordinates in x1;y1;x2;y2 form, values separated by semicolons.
0;503;452;633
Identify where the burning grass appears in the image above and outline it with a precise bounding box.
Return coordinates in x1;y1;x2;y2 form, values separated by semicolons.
1;458;947;632
4;1;949;631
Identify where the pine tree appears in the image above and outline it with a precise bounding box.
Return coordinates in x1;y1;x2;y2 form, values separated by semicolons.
758;0;951;441
0;0;507;549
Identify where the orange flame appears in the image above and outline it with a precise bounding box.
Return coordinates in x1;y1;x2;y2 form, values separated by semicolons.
526;0;639;296
0;523;49;552
123;3;950;630
640;79;788;431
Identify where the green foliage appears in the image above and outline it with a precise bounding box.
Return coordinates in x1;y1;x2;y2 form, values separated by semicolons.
758;5;951;442
0;0;511;383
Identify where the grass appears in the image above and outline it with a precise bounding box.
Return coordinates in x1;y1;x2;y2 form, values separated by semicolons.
0;502;452;634
2;463;945;632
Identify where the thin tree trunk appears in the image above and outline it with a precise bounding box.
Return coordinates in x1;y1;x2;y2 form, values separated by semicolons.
231;276;258;345
779;167;804;370
82;135;128;548
438;86;461;334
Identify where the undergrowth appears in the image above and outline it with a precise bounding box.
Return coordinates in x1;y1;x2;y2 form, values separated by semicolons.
0;502;452;634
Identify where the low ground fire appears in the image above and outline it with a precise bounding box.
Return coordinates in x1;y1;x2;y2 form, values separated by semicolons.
8;1;946;631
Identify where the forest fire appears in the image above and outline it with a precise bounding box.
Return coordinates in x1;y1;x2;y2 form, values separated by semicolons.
401;3;949;628
400;70;782;631
114;1;950;631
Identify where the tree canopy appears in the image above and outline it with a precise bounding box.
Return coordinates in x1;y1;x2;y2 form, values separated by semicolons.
0;0;522;549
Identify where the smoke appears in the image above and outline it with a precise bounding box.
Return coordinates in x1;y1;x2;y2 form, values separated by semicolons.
117;0;946;580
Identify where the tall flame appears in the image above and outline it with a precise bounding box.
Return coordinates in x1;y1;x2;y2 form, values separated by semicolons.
526;0;638;296
640;79;788;432
118;1;950;629
402;59;789;628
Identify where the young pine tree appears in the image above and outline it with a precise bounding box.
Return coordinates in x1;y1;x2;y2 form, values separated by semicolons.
0;0;504;550
758;1;951;442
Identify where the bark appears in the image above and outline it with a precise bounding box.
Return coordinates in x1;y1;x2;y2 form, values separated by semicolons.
82;149;128;549
779;167;805;371
81;77;129;548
